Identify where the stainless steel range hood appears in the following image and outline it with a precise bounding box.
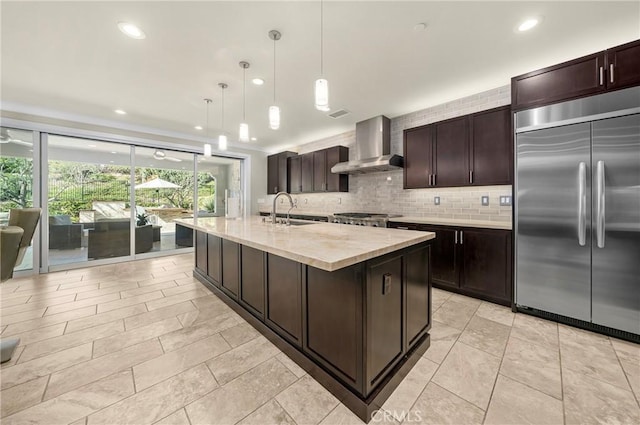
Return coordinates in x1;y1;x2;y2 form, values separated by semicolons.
331;115;403;174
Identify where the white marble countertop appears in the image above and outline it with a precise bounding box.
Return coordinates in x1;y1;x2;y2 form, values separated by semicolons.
389;216;512;230
175;216;434;271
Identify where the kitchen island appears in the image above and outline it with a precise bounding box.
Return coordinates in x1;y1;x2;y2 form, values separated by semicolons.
175;217;434;422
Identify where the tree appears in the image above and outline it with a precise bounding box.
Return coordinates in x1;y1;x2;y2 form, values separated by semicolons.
0;157;33;208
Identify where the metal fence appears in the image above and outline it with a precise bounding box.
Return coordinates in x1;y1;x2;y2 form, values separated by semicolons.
48;179;130;202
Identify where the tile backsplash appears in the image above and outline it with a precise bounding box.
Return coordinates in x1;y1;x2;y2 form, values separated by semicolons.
262;85;512;223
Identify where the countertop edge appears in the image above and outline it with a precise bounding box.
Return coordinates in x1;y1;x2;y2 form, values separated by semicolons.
389;216;512;230
176;219;434;271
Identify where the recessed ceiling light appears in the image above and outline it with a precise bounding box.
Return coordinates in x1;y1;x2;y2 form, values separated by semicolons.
413;22;428;32
517;17;540;32
88;144;97;148
252;78;265;86
111;151;117;154
118;22;146;39
114;109;127;115
194;125;203;130
109;161;114;163
251;137;257;141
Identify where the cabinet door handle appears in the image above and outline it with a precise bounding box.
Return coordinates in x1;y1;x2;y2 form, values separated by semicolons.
274;186;278;193
460;231;463;244
610;64;614;83
454;230;458;244
469;170;473;184
397;226;409;230
433;174;437;186
599;66;604;86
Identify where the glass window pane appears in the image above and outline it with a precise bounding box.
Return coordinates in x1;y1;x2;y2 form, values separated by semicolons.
134;147;194;253
197;155;242;218
47;135;132;266
0;127;35;272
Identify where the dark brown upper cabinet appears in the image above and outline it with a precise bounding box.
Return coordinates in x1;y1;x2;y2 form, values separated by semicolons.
286;146;348;194
470;105;512;186
403;105;512;189
606;39;640;90
267;151;297;194
404;126;434;189
434;117;469;187
512;39;640;111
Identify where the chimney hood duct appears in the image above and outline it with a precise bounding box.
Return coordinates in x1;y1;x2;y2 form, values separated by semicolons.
331;115;403;175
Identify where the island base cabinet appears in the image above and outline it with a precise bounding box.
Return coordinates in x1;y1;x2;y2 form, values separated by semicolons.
207;234;222;286
266;254;302;347
240;246;265;319
305;264;363;392
405;245;431;348
195;230;207;275
221;239;240;299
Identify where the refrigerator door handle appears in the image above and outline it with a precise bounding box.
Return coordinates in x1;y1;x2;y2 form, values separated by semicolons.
578;162;587;246
596;160;606;248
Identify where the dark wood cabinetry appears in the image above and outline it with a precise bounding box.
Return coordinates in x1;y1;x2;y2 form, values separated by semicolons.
404;126;434;189
207;234;222;286
240;245;265;318
286;147;348;194
512;39;640;110
403;106;512;189
388;222;512;305
459;228;512;304
470;106;512;185
266;254;302;346
221;239;240;299
606;39;640;90
404;245;431;348
195;230;207;275
267;151;297;194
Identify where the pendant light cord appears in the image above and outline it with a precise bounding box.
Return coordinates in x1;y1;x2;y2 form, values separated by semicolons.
243;67;246;121
221;87;225;131
205;99;210;139
320;0;324;76
273;37;277;103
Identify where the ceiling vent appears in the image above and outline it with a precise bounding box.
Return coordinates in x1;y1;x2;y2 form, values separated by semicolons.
328;109;350;119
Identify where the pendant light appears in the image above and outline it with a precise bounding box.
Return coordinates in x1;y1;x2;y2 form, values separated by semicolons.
203;98;212;156
315;0;329;112
239;61;250;142
268;30;281;130
218;83;228;151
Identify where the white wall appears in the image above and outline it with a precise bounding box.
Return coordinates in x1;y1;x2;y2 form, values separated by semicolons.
263;85;512;224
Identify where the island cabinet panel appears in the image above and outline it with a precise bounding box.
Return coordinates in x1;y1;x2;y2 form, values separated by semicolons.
459;228;512;304
405;245;431;348
365;255;403;393
304;264;363;392
221;239;240;299
240;246;266;318
266;254;302;346
207;234;222;287
195;230;207;275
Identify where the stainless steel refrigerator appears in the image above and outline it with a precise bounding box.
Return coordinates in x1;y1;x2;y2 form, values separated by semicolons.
515;86;640;336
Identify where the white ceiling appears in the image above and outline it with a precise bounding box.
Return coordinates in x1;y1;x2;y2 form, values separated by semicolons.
2;1;639;152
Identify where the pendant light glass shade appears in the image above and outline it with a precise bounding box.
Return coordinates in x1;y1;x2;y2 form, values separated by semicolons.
239;122;249;142
218;83;228;151
315;78;329;111
269;105;280;130
203;98;213;156
239;62;250;142
218;134;228;151
203;143;212;157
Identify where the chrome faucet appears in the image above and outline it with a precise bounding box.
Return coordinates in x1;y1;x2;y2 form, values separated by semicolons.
272;192;294;225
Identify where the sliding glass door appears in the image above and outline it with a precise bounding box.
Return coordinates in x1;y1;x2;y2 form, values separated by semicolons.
47;136;132;267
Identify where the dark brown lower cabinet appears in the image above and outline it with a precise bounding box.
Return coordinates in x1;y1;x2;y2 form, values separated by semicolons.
221;239;240;299
405;245;431;348
460;228;512;304
240;246;265;318
195;230;207;275
193;230;432;418
207;234;222;286
305;264;363;390
366;255;403;393
266;254;302;346
388;223;512;306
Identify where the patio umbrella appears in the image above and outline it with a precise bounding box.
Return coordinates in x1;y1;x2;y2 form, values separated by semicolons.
135;178;181;204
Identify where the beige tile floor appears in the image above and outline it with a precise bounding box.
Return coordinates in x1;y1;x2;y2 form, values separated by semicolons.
1;253;639;425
